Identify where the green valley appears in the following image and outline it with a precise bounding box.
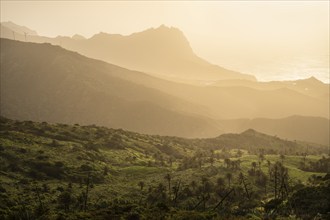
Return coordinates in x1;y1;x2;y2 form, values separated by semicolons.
1;117;329;219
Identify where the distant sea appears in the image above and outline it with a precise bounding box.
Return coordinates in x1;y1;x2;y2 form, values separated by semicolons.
225;54;329;84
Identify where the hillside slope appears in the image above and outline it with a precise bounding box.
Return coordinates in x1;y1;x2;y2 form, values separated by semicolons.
0;117;328;219
0;22;255;81
218;116;330;146
212;77;329;101
1;39;329;145
0;39;219;137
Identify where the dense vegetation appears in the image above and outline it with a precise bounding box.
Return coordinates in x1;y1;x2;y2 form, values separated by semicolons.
0;117;329;219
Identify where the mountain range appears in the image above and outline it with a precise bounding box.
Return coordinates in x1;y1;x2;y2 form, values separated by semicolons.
0;22;255;82
0;22;329;146
0;39;221;138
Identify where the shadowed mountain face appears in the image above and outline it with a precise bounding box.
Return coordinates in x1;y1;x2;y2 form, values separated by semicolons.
0;39;221;138
0;23;255;81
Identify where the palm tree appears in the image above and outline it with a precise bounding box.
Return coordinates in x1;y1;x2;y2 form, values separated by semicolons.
236;159;241;169
224;158;231;169
164;173;172;198
238;172;250;199
201;177;212;193
267;160;272;178
209;149;215;166
217;177;225;190
157;183;166;193
198;158;203;169
238;172;244;184
258;153;265;163
258;153;265;169
168;157;173;167
217;177;225;188
280;154;285;164
138;181;145;191
190;180;197;193
200;177;212;210
226;173;232;188
236;149;243;157
209;157;215;166
257;173;268;194
251;161;257;172
58;189;74;211
232;160;241;170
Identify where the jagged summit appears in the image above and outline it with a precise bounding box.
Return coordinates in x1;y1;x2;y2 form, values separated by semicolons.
90;24;183;40
1;21;256;81
89;32;124;41
82;25;256;81
145;24;184;35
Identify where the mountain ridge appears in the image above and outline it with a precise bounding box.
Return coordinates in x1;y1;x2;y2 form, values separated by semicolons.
218;115;329;146
0;38;221;138
0;22;256;81
1;38;329;145
1;21;38;36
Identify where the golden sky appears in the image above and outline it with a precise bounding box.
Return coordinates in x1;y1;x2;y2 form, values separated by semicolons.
1;1;329;82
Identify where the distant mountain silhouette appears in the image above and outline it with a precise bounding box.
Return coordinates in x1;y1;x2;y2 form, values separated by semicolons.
206;128;322;152
71;34;86;40
211;77;329;100
119;71;329;119
218;116;329;146
0;39;220;138
1;21;38;39
0;22;255;81
1;23;329;146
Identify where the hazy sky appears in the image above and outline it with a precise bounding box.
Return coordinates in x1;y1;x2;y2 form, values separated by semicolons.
1;1;329;82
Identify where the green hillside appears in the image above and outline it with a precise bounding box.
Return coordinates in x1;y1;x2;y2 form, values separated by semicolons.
1;117;329;219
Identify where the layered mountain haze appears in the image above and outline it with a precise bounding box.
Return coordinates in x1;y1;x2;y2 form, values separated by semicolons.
1;21;38;37
218;116;330;146
211;77;329;100
0;23;255;82
0;39;220;137
1;2;329;218
80;25;257;81
1;38;329;145
0;22;329;146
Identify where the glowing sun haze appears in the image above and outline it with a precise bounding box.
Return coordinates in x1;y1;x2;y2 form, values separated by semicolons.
1;1;329;83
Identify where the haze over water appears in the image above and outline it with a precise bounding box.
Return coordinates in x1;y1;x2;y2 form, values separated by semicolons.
227;54;330;83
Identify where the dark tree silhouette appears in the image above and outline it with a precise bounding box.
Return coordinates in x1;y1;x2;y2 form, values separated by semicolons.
226;173;232;188
138;181;145;191
224;158;231;169
164;173;172;198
